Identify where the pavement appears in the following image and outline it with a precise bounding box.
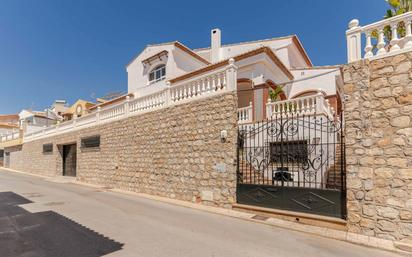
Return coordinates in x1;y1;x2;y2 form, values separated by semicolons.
0;168;406;257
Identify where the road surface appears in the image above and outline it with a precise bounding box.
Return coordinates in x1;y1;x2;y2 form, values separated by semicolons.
0;169;403;257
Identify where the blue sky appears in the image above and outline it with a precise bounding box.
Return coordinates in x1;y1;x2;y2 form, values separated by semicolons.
0;0;387;114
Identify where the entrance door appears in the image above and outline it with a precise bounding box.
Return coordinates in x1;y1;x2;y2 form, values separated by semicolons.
63;144;77;177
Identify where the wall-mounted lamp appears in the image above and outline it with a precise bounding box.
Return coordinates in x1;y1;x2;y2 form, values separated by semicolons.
220;130;227;143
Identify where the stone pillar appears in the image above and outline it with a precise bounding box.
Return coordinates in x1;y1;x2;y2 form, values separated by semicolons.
346;19;362;63
343;52;412;241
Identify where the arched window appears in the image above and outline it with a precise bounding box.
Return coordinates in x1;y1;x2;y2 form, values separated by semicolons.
149;64;166;84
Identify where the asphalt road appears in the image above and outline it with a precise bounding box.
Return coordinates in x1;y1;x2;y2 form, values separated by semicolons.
0;169;404;257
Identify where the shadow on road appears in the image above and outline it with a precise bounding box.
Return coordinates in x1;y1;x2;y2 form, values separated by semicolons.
0;191;123;257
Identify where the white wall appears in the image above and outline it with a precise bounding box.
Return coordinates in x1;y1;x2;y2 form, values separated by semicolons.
194;36;311;69
25;125;44;134
289;68;341;98
127;43;207;96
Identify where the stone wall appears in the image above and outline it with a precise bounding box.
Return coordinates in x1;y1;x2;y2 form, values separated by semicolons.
5;92;238;208
343;52;412;241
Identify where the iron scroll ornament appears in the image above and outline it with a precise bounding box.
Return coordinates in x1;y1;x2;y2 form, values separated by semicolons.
238;116;342;184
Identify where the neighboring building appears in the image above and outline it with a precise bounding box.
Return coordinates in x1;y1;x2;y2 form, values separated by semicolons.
49;100;69;117
0;114;21;166
0;114;19;124
19;109;58;134
62;99;95;121
0;114;19;135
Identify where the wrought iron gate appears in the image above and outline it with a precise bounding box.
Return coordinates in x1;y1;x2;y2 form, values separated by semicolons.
236;113;346;219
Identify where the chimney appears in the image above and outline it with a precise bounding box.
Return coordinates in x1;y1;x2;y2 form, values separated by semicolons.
211;28;221;63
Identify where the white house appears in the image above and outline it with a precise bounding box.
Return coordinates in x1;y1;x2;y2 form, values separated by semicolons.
15;28;345;193
123;29;343;123
121;29;344;190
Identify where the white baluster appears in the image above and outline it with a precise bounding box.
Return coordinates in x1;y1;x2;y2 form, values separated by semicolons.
182;85;186;99
187;84;191;98
125;95;130;116
177;87;181;100
405;19;412;49
196;80;201;95
390;22;400;52
190;81;195;96
297;99;303;115
364;31;373;58
301;99;306;114
206;77;211;93
191;82;195;97
310;97;315;114
171;88;176;102
216;73;221;91
199;79;204;94
209;75;214;91
376;27;387;55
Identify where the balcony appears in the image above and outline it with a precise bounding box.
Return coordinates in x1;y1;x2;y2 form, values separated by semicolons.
237;93;335;124
0;131;23;148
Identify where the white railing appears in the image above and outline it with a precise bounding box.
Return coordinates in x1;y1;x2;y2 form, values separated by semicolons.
129;90;168;113
99;102;125;121
266;93;335;120
170;69;228;102
238;102;253;124
347;11;412;62
23;60;237;142
0;131;21;142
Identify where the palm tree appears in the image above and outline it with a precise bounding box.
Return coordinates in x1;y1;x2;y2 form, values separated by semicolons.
269;87;284;102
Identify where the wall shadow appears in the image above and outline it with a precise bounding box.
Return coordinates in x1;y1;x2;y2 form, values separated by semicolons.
0;191;123;257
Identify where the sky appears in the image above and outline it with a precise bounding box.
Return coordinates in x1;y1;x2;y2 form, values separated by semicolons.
0;0;388;114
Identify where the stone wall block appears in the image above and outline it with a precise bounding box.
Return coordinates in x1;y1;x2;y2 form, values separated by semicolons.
343;52;412;240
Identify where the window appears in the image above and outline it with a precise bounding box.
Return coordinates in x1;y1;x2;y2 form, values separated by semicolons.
149;64;166;84
81;135;100;148
43;143;53;153
270;140;308;164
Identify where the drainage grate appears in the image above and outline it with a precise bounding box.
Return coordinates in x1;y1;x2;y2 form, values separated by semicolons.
251;214;269;221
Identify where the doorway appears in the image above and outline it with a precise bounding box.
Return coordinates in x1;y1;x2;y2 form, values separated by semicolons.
62;144;77;177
